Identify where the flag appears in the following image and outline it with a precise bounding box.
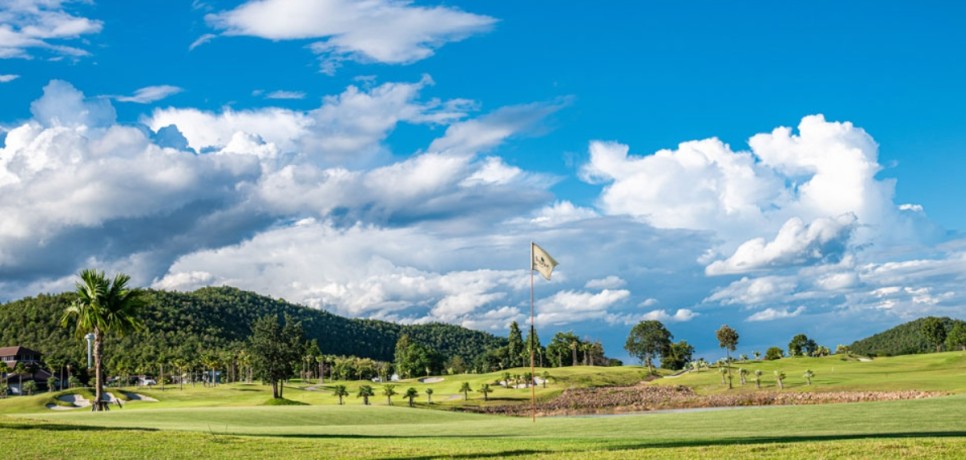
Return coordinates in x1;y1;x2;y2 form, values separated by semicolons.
531;242;558;281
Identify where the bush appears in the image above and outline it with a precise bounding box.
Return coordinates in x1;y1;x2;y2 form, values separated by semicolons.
765;347;784;360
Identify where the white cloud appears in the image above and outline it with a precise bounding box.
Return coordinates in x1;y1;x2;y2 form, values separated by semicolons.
206;0;495;72
115;85;184;104
0;74;18;82
706;275;798;306
585;275;625;290
643;308;698;323
535;289;631;326
706;213;857;275
0;0;102;59
265;90;306;100
746;306;806;322
188;33;216;50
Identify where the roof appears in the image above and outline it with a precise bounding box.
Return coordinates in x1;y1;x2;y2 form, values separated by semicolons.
0;346;40;357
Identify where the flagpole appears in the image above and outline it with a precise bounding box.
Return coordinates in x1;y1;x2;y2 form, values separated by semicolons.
530;241;536;423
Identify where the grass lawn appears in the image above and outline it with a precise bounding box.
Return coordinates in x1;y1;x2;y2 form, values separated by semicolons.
0;352;963;458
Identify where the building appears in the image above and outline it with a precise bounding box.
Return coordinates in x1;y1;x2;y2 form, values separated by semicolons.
0;346;53;395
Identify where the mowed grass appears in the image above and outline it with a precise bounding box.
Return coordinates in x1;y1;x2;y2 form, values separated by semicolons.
656;351;966;394
0;352;964;458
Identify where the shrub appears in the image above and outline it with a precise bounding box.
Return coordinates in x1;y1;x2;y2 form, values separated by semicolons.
765;347;784;360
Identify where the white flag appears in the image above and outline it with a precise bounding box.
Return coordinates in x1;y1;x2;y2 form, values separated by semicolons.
531;242;558;281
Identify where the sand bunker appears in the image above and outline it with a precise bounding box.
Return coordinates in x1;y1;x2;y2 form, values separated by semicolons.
419;377;445;384
45;391;156;410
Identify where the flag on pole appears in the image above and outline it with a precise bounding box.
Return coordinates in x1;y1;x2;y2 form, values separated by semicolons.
531;242;558;281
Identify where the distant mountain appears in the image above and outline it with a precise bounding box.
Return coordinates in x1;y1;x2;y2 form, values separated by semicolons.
0;286;506;370
848;316;966;357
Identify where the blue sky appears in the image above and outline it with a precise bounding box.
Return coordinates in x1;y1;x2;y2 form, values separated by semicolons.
2;1;965;362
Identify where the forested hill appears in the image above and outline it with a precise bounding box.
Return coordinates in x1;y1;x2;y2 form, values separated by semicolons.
848;316;965;357
0;286;506;369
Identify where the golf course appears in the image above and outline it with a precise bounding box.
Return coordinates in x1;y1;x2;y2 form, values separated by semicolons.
1;352;964;459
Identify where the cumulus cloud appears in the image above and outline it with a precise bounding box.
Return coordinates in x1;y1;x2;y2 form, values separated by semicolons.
535;289;631;326
0;0;102;59
115;85;184;104
205;0;495;73
585;276;625;290
746;306;806;322
706;213;857;275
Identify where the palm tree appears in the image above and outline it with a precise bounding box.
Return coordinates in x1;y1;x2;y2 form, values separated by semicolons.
357;384;374;405
753;351;761;360
718;366;727;385
479;383;492;401
502;372;511;387
775;370;786;390
13;362;25;396
200;353;220;387
405;387;419;407
803;369;814;385
172;358;189;390
459;382;472;400
425;388;434;404
739;354;748;362
60;269;145;411
0;361;9;398
754;370;763;389
739;368;749;385
570;340;578;366
541;371;551;388
382;384;397;405
333;384;348;405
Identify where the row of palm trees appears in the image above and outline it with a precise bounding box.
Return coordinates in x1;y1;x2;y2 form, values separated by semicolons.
716;366;817;389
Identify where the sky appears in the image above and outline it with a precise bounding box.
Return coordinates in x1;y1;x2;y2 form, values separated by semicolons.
1;0;965;362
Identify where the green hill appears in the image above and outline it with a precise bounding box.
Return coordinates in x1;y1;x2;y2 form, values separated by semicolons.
0;286;506;372
848;316;966;357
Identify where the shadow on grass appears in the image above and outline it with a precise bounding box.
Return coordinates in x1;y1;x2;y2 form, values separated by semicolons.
0;422;159;432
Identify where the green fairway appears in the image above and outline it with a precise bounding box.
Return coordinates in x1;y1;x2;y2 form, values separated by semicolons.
1;352;964;458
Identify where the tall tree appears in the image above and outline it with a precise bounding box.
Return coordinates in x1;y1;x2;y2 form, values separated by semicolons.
716;324;739;389
947;322;966;351
524;327;544;368
507;322;525;368
249;314;304;399
60;269;145;411
788;334;817;356
920;317;947;352
660;340;695;371
624;320;673;374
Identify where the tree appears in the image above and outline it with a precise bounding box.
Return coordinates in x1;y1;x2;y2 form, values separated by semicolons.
357;384;374;405
200;352;220;387
753;351;761;360
405;387;419;407
765;347;784;360
789;334;817;356
479;383;492;401
249;314;304;399
624;320;673;374
507;322;525;368
921;317;947;353
754;370;763;389
715;325;739;389
0;361;8;398
570;340;579;367
425;387;434;404
803;369;814;385
13;362;26;396
525;327;544;368
947;323;966;352
774;370;786;390
383;384;397;405
718;366;727;385
333;384;348;405
60;269;146;411
22;380;36;396
547;332;581;367
459;382;472;400
660;340;694;371
738;368;749;386
541;370;551;388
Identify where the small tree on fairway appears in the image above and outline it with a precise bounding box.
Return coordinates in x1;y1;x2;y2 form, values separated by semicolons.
250;314;304;399
716;325;739;389
333;385;348;405
753;351;761;360
803;369;814;385
738;368;749;385
765;347;784;360
357;385;374;405
718;366;727;385
382;384;397;405
541;371;550;388
624;320;673;375
459;382;472;400
425;388;434;404
405;387;419;407
479;383;492;401
22;380;36;396
754;370;762;389
920;317;947;353
502;372;511;386
775;371;786;390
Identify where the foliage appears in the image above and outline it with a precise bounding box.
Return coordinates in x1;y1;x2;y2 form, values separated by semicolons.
624;320;672;373
849;317;966;356
332;385;348;405
788;334;817;356
459;382;472;400
947;322;966;351
478;383;492;401
660;340;694;371
920;317;947;352
715;325;739;353
394;335;443;378
765;347;785;360
356;385;374;405
405;387;419;407
250;314;304;399
507;322;525;368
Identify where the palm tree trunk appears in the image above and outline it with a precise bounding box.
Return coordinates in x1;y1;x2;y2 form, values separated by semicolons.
93;329;106;411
